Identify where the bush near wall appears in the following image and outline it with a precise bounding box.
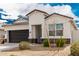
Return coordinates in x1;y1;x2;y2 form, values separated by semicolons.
56;38;66;47
43;38;50;47
19;41;30;50
71;41;79;56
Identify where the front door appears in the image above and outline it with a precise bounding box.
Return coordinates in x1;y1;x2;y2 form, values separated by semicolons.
35;25;42;43
35;25;42;38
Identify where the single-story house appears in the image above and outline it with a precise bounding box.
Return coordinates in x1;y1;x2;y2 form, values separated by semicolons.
3;9;78;43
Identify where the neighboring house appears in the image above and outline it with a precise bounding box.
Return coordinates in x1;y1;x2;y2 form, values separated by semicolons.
0;28;5;39
3;9;78;43
3;17;29;43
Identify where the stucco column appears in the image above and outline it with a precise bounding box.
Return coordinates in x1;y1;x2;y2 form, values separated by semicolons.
32;25;36;38
43;20;48;38
5;30;9;43
41;22;47;39
29;25;32;39
41;24;44;38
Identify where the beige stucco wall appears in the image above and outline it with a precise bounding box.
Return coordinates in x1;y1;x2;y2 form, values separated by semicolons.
70;23;79;42
0;30;5;39
45;14;73;39
28;11;46;39
72;30;79;42
4;24;29;42
4;24;29;31
28;11;45;25
0;30;5;35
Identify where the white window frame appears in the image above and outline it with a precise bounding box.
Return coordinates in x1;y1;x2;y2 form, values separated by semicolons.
49;24;55;36
48;23;63;36
56;23;63;36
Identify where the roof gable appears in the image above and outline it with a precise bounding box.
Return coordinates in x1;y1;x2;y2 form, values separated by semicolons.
45;13;73;19
13;18;28;24
26;9;49;16
45;13;77;30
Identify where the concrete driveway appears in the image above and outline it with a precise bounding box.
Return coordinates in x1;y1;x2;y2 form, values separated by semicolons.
0;43;19;51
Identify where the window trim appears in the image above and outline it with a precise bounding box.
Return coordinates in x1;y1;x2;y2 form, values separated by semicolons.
49;24;55;36
56;23;63;36
48;23;63;36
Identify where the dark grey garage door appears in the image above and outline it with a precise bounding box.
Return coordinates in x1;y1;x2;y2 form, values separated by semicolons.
9;30;29;43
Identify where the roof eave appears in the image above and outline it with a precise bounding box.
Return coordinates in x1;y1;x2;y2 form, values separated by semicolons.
26;9;49;16
45;13;73;19
69;20;78;30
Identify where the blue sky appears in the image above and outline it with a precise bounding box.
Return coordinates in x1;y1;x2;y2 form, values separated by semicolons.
49;3;79;17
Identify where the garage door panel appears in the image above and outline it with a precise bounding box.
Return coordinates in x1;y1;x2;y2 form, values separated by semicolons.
9;30;29;43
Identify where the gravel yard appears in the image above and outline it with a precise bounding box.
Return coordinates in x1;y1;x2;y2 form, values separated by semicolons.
0;44;71;56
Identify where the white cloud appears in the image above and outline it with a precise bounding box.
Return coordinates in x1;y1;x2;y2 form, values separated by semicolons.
0;3;30;19
0;3;78;20
0;20;7;23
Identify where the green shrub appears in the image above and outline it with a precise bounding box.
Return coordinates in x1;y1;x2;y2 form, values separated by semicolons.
19;41;30;50
71;41;79;56
56;38;65;47
43;38;50;47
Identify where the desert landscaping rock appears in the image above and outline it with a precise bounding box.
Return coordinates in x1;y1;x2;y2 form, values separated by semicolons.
0;44;70;56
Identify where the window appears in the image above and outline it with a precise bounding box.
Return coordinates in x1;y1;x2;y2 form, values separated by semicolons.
56;24;63;30
56;24;63;36
49;23;63;36
49;24;55;36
